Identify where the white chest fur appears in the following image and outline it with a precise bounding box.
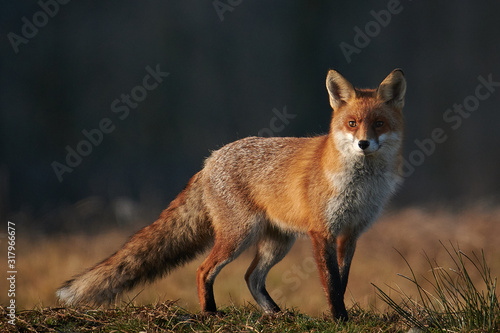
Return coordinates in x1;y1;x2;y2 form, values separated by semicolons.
325;159;401;236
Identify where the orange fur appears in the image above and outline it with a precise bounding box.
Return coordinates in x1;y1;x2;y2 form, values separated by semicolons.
57;69;406;321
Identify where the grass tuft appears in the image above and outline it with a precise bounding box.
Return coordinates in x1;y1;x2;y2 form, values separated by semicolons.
373;241;500;332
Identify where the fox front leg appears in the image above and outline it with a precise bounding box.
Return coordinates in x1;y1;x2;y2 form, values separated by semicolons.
309;231;349;321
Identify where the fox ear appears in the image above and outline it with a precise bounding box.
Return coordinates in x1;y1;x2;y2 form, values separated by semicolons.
377;69;406;109
326;70;355;110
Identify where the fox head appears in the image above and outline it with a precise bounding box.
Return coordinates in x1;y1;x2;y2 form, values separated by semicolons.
326;69;406;159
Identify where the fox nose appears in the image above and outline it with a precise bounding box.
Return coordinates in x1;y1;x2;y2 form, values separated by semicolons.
358;140;370;150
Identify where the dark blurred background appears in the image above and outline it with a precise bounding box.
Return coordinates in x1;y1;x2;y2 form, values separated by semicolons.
1;1;499;234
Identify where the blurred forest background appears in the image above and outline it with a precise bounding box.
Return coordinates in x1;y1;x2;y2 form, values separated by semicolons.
1;1;500;234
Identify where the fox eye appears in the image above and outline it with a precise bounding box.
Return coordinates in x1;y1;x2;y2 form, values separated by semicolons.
348;121;357;128
374;121;384;128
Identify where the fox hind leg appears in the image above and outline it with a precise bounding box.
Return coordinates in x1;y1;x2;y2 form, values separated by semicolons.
245;227;296;314
197;226;258;313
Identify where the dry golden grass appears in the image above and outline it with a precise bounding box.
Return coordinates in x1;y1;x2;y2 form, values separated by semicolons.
2;206;500;317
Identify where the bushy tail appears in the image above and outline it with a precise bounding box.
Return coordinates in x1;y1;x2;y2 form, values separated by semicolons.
56;172;214;306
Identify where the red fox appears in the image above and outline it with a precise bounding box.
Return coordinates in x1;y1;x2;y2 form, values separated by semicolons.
57;69;406;320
